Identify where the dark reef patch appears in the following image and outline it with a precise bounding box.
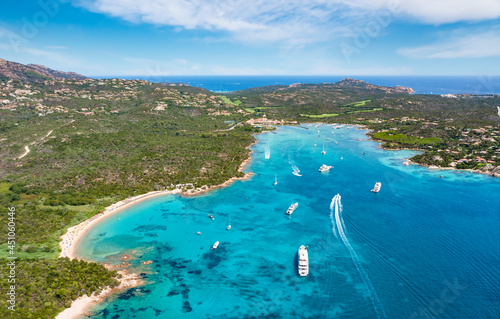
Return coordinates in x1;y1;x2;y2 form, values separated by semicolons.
133;225;167;232
182;300;193;313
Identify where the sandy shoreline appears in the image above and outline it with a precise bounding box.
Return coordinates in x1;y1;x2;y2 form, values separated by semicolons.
56;141;256;319
55;269;143;319
59;142;255;259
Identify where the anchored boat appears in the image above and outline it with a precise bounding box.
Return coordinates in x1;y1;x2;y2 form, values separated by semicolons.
319;164;332;172
286;202;298;215
371;182;382;193
298;245;309;276
212;241;219;249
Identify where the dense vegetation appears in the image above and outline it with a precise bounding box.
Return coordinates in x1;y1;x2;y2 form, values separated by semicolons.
0;258;119;319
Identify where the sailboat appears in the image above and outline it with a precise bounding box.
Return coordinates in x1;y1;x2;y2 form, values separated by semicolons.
321;144;326;154
274;174;278;186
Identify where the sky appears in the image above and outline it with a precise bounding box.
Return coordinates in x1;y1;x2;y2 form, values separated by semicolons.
0;0;499;76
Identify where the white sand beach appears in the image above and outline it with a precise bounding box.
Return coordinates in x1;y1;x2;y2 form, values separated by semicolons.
56;145;255;319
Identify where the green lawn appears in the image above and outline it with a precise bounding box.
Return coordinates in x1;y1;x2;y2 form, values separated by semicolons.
347;108;383;114
353;100;371;107
218;95;242;106
301;113;339;118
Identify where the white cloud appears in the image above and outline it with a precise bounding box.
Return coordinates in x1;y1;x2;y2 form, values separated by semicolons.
398;29;500;58
0;33;80;66
395;0;500;24
73;0;500;44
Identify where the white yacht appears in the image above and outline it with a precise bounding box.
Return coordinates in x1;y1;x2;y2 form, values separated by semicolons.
286;202;298;215
319;164;333;172
298;245;309;276
371;182;382;193
212;241;219;249
226;225;231;230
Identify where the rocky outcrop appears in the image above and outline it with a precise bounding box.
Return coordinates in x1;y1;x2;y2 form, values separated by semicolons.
335;78;415;94
475;165;500;178
27;63;87;80
0;58;87;82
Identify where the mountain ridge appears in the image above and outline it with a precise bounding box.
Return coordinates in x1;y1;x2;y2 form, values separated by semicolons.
0;58;87;82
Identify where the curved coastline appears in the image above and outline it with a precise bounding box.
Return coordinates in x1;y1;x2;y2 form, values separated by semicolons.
56;141;256;319
360;126;499;178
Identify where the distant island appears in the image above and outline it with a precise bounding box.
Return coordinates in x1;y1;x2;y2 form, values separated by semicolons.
0;58;499;319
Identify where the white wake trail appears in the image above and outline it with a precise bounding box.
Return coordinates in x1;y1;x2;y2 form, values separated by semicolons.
330;194;386;319
289;160;302;176
265;147;270;159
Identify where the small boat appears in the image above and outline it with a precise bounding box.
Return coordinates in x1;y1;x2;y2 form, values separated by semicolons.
286;202;298;215
319;164;332;172
292;166;302;177
313;144;317;147
321;144;326;154
208;214;214;220
197;231;202;235
298;245;309;276
227;225;231;230
212;241;219;249
371;182;381;193
274;174;278;185
326;138;329;140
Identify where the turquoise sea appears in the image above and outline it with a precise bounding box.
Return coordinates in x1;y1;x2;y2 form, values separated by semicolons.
76;125;500;319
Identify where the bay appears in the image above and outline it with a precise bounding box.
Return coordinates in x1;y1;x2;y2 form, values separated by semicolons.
76;124;500;319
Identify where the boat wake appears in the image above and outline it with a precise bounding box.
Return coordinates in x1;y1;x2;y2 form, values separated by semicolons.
290;162;302;176
330;194;386;319
265;147;270;159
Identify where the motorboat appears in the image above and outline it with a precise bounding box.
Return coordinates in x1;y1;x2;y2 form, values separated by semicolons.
298;245;309;276
319;164;332;172
286;202;298;215
371;182;381;193
212;241;219;249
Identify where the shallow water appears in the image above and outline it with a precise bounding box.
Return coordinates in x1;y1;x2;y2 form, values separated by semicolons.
76;124;500;319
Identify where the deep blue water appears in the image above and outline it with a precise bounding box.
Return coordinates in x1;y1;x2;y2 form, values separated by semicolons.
103;75;500;94
76;125;500;319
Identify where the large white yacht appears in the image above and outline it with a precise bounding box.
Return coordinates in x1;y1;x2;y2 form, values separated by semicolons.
319;164;332;172
298;245;309;276
286;202;298;215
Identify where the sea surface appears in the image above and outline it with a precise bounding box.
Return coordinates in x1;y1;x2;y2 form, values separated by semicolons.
76;125;500;319
103;75;500;95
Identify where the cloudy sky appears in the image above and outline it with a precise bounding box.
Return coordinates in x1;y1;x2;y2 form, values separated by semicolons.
1;0;499;76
